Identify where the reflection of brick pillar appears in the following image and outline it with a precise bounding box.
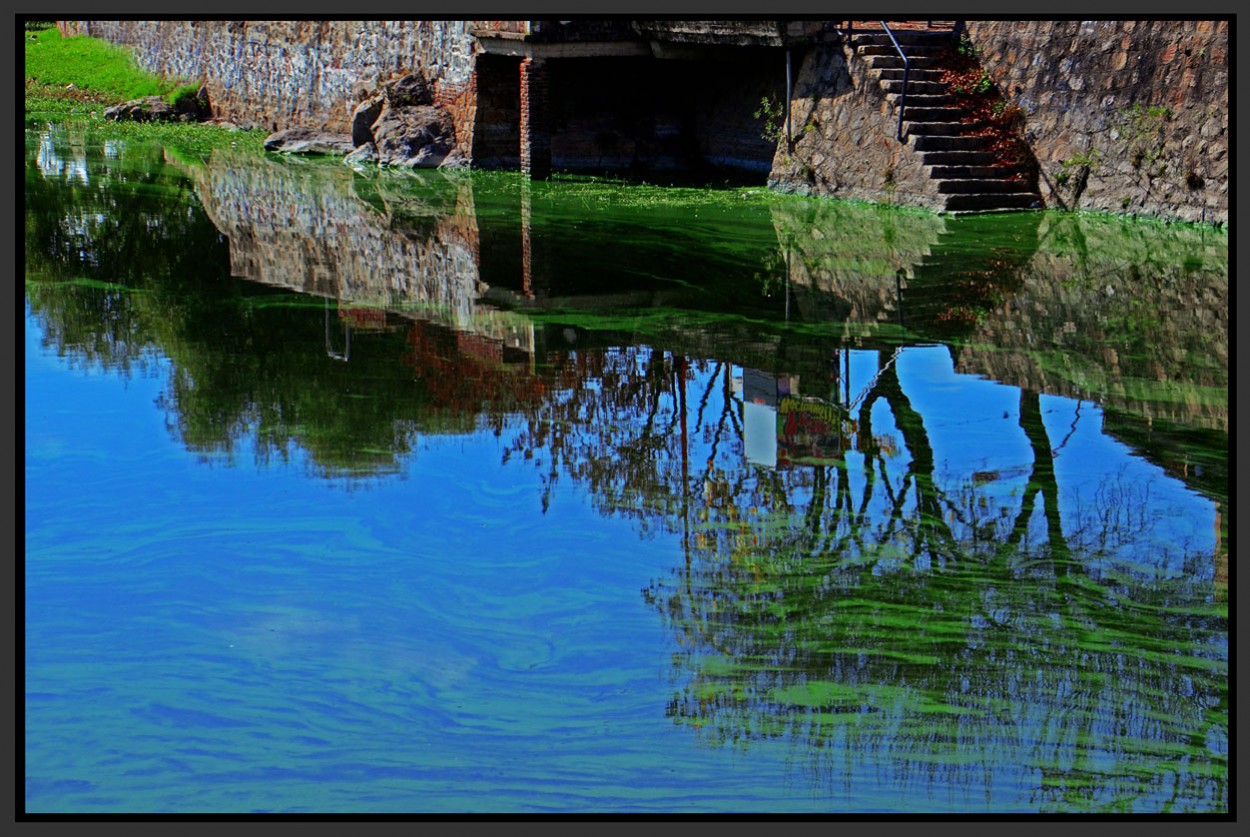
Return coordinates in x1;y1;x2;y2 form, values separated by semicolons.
520;179;536;298
519;56;551;180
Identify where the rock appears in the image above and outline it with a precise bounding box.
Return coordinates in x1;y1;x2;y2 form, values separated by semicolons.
437;148;469;170
103;96;180;122
371;104;456;168
351;96;384;147
344;142;379;168
103;86;210;123
382;73;433;107
263;127;356;155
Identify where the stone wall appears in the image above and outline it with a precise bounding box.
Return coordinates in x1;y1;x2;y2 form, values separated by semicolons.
769;21;1228;225
964;20;1228;225
767;42;941;210
58;20;480;158
58;19;1229;222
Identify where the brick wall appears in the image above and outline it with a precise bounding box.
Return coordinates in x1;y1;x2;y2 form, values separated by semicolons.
471;55;522;168
519;57;551;179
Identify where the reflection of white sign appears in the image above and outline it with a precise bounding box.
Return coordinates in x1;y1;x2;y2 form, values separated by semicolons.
744;400;777;467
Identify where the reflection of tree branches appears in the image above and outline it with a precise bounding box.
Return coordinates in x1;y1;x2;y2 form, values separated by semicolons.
507;346;693;533
694;361;723;431
640;345;1223;810
872;358;962;569
1000;389;1071;570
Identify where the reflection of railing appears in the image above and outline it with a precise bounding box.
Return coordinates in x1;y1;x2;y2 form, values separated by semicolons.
325;298;350;362
847;345;904;413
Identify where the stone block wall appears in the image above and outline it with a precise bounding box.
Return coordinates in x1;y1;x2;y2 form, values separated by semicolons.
58;20;480;158
768;21;1228;224
768;42;940;210
964;20;1228;225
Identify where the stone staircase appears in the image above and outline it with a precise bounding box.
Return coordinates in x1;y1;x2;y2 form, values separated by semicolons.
848;26;1042;214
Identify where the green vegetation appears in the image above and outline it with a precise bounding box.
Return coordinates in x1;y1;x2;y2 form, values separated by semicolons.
24;25;264;160
163;81;202;107
1117;102;1171;174
24;25;168;101
1054;148;1101;199
753;95;787;144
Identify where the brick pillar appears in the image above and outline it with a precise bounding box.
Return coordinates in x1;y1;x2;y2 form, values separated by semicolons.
520;180;535;298
519;56;552;180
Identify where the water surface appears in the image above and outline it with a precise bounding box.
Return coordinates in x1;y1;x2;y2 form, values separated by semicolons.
24;128;1228;814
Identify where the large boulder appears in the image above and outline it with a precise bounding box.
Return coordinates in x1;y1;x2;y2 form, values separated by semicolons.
382;73;433;107
371;105;456;168
350;97;384;148
103;96;180;122
263;127;356;155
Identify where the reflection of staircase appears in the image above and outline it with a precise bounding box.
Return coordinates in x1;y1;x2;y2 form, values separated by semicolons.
849;24;1043;214
889;211;1043;335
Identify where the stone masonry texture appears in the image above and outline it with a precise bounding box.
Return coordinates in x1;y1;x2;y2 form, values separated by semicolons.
770;20;1227;224
58;20;479;159
964;20;1228;225
59;19;1227;224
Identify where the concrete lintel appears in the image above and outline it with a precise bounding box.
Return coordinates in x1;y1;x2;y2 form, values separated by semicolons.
474;37;652;59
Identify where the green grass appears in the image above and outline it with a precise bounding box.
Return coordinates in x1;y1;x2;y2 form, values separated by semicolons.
24;25;265;161
24;25;169;102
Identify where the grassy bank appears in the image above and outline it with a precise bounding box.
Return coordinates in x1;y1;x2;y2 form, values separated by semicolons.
24;24;264;159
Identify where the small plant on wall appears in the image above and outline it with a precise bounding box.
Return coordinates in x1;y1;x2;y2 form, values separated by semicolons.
1055;148;1100;203
1115;103;1171;177
937;34;1036;179
753;95;786;144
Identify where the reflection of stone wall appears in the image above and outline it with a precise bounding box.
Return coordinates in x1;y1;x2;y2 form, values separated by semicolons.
965;20;1228;225
58;21;478;157
769;199;947;330
188;153;526;347
954;214;1228;429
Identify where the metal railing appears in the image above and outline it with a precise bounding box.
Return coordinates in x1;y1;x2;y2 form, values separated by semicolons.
880;20;910;142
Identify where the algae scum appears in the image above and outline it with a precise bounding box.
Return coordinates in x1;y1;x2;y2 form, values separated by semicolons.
24;127;1228;814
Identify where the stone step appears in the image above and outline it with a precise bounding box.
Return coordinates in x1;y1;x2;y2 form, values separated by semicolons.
899;106;969;122
919;150;999;166
850;31;957;48
904;121;978;137
935;179;1038;194
943;192;1042;212
886;92;957;106
911;134;992;152
867;54;946;70
856;43;948;58
875;67;947;82
879;79;949;95
929;164;1028;179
